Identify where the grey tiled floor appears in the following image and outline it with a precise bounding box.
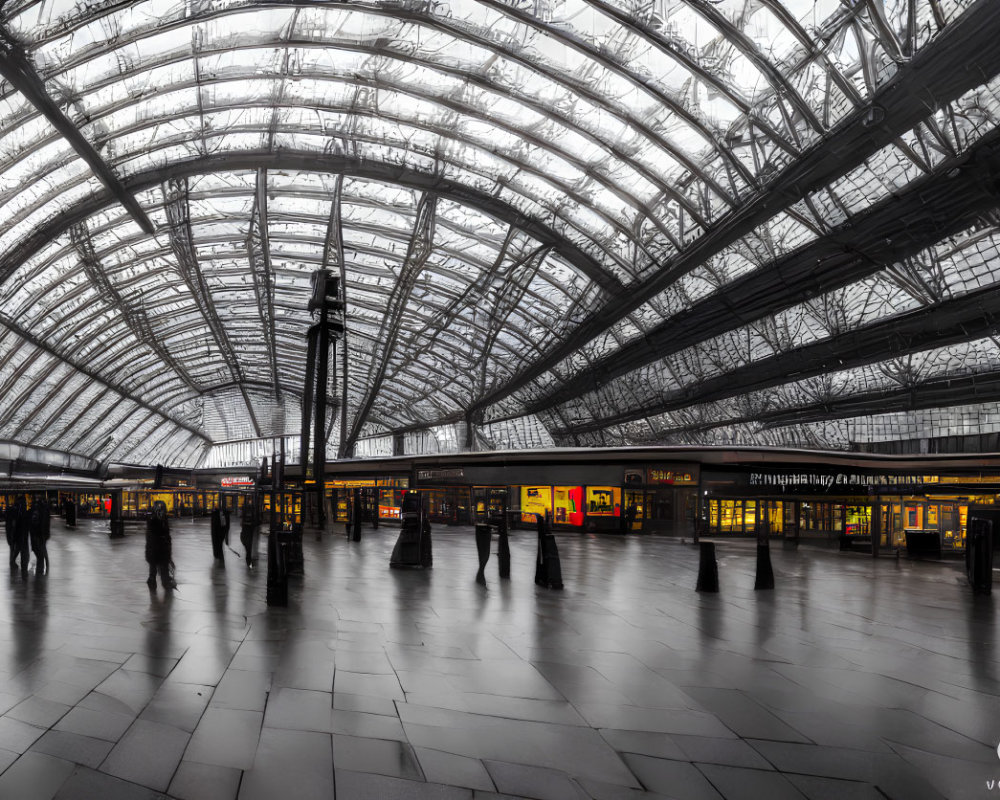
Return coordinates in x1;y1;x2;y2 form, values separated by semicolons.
0;518;997;799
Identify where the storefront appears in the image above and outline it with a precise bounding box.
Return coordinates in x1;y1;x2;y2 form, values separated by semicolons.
329;477;409;523
701;466;1000;552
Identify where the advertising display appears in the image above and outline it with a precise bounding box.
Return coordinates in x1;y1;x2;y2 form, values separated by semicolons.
520;485;552;524
553;486;583;526
587;486;621;516
379;488;403;520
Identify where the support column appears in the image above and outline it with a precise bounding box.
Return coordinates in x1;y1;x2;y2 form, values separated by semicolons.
313;310;330;533
872;497;882;558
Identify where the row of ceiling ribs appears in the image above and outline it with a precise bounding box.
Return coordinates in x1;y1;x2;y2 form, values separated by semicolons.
248;168;281;400
531;125;1000;436
69;222;201;395
0;1;994;461
0;318;209;464
343;191;438;454
467;0;1000;422
161;176;262;438
322;174;350;458
0;23;153;234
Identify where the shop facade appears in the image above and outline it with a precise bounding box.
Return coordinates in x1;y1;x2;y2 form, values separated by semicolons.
701;466;1000;553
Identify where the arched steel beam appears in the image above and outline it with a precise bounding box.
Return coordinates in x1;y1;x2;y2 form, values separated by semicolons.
0;312;210;444
249;169;281;398
343;192;437;453
0;151;623;295
0;25;154;234
25;1;739;202
516;126;1000;422
468;0;1000;418
19;42;717;234
547;281;1000;436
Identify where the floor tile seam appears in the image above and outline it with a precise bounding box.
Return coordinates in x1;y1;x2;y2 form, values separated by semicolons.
688;758;802;800
54;758;185;799
674;690;818;746
691;742;886;788
413;743;500;794
882;735;999;764
93;704;193;789
397;697;616;732
6;696;76;740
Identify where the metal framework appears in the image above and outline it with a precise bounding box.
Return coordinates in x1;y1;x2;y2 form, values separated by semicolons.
0;0;999;467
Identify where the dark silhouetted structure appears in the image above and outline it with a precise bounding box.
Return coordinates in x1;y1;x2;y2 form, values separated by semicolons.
145;500;175;590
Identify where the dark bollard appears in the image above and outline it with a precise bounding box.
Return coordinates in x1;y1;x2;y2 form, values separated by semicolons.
351;488;363;542
475;524;491;584
534;514;564;590
63;499;76;527
497;523;511;579
390;492;432;569
421;518;433;568
754;544;774;590
210;507;225;561
265;531;288;606
967;518;994;595
285;524;304;576
696;541;719;592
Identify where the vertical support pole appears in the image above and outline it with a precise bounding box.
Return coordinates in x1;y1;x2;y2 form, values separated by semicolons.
754;501;774;590
300;324;317;522
313;308;330;532
109;488;124;538
872;496;882;558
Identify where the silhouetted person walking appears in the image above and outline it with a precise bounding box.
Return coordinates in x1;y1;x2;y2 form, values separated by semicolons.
8;497;29;574
240;500;259;568
145;501;175;589
29;495;49;574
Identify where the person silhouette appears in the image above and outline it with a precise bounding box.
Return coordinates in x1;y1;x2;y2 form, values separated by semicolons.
9;496;29;574
145;501;175;589
29;494;49;574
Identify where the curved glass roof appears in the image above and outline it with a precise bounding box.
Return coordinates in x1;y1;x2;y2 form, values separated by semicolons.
0;0;998;467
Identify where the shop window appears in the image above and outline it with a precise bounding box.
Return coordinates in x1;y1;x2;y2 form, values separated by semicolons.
553;486;583;525
520;486;552;523
586;486;621;516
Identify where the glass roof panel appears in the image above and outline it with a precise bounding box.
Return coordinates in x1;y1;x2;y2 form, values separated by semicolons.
0;0;994;466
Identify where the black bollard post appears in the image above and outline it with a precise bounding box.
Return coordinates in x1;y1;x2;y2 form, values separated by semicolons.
420;517;433;568
351;488;362;542
534;514;548;587
63;498;76;527
211;507;225;561
265;531;288;606
696;541;719;592
533;513;564;590
754;545;774;590
497;519;511;580
286;522;304;576
475;523;491;585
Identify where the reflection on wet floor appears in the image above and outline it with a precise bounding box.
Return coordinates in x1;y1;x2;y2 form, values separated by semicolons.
0;517;995;799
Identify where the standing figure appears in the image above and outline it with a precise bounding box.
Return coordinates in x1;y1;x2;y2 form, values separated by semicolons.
28;495;49;574
9;497;29;573
5;498;19;569
240;499;259;568
222;503;231;546
145;501;175;589
210;506;225;562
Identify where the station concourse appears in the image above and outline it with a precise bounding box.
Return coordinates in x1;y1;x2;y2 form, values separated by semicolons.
3;1;1000;798
0;514;994;800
